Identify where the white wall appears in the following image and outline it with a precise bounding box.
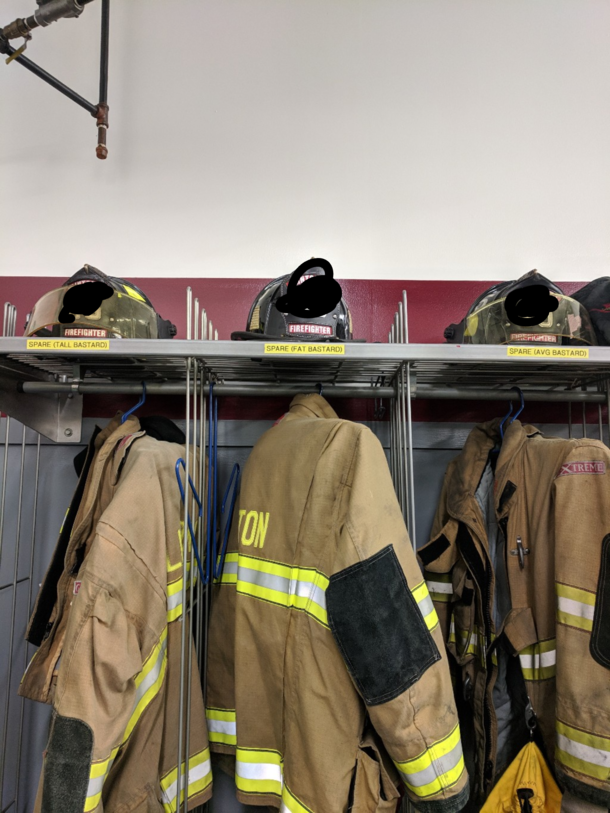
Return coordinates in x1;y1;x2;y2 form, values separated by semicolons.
0;0;608;281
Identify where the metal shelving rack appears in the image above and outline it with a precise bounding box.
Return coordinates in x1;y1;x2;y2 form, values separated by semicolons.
1;289;610;813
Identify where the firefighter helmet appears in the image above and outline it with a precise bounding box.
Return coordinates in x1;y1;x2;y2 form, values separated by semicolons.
462;270;596;346
24;265;177;340
231;266;358;342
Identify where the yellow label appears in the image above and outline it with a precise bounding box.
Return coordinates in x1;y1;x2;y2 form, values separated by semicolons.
27;339;110;351
506;346;589;359
264;343;345;355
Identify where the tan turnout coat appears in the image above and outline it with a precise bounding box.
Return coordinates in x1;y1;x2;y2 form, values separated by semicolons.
19;415;211;813
419;419;610;809
206;394;470;813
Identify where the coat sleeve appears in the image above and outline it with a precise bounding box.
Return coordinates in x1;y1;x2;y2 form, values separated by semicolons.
553;441;610;809
326;426;470;813
41;547;151;813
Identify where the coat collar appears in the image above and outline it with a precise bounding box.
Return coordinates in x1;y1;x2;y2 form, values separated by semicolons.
284;393;339;421
445;418;540;521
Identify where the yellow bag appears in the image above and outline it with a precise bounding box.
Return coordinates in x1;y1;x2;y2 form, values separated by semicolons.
481;742;563;812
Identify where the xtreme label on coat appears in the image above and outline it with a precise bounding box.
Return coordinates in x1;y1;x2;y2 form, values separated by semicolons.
238;510;270;548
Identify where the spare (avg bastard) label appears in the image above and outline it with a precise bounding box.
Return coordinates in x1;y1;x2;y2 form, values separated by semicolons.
506;346;589;359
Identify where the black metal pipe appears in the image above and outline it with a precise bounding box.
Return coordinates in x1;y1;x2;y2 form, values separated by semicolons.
99;0;109;104
1;44;97;115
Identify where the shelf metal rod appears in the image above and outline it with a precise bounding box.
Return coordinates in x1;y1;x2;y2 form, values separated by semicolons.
18;382;610;402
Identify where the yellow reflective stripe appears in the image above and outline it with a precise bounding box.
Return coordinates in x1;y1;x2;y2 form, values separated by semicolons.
556;583;596;605
84;630;169;807
206;707;237;745
224;554;329;628
280;784;314;813
85;745;120;811
167;562;195;622
122;629;168;743
412;581;440;631
448;618;497;664
393;724;466;799
235;748;313;812
424;570;452;603
235;747;283;796
59;506;70;534
122;284;146;302
556;583;595;632
557;721;610;753
160;747;212;812
519;639;556;681
556;719;610;781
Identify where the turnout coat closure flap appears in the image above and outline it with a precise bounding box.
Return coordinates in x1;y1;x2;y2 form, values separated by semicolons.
206;393;470;813
19;415;212;813
419;419;610;808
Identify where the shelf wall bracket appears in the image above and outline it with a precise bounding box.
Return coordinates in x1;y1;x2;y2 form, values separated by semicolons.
0;373;83;442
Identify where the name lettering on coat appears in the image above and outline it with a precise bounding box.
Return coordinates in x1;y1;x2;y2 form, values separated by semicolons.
238;510;270;548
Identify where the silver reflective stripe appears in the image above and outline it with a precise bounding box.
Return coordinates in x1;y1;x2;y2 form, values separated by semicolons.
86;753;117;805
161;756;212;805
238;565;326;613
86;772;106;801
397;739;463;788
557;596;595;621
208;718;236;737
417;592;435;620
223;560;238;577
427;581;452;595
557;734;610;769
134;635;167;706
167;589;182;612
236;759;283;784
519;649;556;670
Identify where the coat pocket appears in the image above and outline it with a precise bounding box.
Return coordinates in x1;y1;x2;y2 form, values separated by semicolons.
350;735;401;813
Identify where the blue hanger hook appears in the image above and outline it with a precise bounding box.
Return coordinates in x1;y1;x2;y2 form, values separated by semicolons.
215;463;241;580
508;387;525;425
175;458;206;584
121;381;147;424
499;401;513;440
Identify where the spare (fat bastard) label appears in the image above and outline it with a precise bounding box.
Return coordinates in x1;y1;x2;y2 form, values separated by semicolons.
288;323;332;335
265;343;345;355
558;461;606;477
510;333;557;343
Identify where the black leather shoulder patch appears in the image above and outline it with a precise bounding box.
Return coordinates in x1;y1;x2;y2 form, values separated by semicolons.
327;545;440;706
591;534;610;669
42;714;94;813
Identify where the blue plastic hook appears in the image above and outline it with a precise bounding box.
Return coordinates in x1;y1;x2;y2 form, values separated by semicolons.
121;381;147;424
205;381;216;584
175;458;206;584
499;401;514;440
214;463;241;580
508;387;525;424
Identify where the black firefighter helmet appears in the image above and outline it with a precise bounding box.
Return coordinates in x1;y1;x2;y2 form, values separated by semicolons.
24;265;177;339
231;265;359;342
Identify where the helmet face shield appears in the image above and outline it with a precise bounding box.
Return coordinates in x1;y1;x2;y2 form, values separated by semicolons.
25;283;163;339
463;292;596;346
